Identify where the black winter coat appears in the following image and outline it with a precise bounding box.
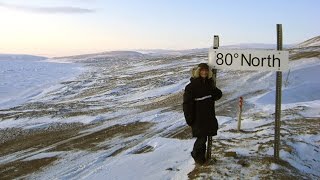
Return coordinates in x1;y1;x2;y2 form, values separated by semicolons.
183;77;222;137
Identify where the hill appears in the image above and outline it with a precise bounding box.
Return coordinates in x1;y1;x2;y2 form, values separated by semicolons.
0;54;47;61
296;35;320;48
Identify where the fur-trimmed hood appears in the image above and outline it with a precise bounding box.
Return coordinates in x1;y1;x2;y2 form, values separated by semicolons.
191;66;213;79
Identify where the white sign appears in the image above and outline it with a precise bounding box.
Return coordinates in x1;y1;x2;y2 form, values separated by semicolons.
208;49;289;71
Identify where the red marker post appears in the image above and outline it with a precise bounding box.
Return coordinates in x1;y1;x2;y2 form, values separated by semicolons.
237;97;243;132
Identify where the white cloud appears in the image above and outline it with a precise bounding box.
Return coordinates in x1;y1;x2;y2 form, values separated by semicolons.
0;2;95;14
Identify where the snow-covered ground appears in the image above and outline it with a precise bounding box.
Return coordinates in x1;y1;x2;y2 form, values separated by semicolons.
0;59;84;109
297;35;320;48
67;57;320;179
0;46;319;179
255;58;320;105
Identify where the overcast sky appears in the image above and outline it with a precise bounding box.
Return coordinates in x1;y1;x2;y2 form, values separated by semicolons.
0;0;319;57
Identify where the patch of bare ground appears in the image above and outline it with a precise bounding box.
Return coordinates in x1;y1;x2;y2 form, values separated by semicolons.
188;156;308;180
216;89;267;117
283;117;320;135
0;121;154;179
168;126;193;140
137;92;183;112
0;157;58;180
0;123;85;157
131;145;155;154
71;86;112;99
290;51;320;60
52;121;154;151
186;114;319;179
0;102;111;120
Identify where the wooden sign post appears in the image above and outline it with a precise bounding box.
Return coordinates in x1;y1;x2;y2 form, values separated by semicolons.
208;24;287;163
206;35;219;161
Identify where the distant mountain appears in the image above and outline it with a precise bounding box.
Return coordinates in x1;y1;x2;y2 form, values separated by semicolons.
296;35;320;48
221;43;294;49
55;51;146;60
51;37;317;63
136;44;294;56
222;43;276;49
135;48;208;56
0;54;47;61
290;35;320;60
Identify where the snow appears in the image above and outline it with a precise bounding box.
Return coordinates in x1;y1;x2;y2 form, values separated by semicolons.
245;59;320;120
297;36;320;48
239;57;320;178
0;59;85;109
0;109;139;129
28;114;235;180
1;50;320;179
308;41;320;47
270;163;280;170
306;101;320;115
284;141;320;176
24;109;194;180
83;138;194;180
123;79;188;102
256;60;320;104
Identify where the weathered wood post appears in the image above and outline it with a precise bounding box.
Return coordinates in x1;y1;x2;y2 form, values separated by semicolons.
206;35;219;161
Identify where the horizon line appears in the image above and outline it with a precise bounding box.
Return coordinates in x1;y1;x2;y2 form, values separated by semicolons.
1;42;301;58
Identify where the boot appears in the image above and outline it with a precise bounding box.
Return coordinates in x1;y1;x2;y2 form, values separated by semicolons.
191;151;206;165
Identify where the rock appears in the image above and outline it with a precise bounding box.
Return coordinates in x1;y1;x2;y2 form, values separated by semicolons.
237;159;250;167
224;151;237;158
166;167;180;171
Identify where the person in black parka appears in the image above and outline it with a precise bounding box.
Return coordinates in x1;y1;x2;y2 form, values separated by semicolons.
183;63;222;165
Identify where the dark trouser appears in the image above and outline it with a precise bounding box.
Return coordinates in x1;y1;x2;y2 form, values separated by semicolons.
191;136;207;163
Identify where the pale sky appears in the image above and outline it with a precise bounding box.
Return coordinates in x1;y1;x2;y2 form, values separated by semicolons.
0;0;319;57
